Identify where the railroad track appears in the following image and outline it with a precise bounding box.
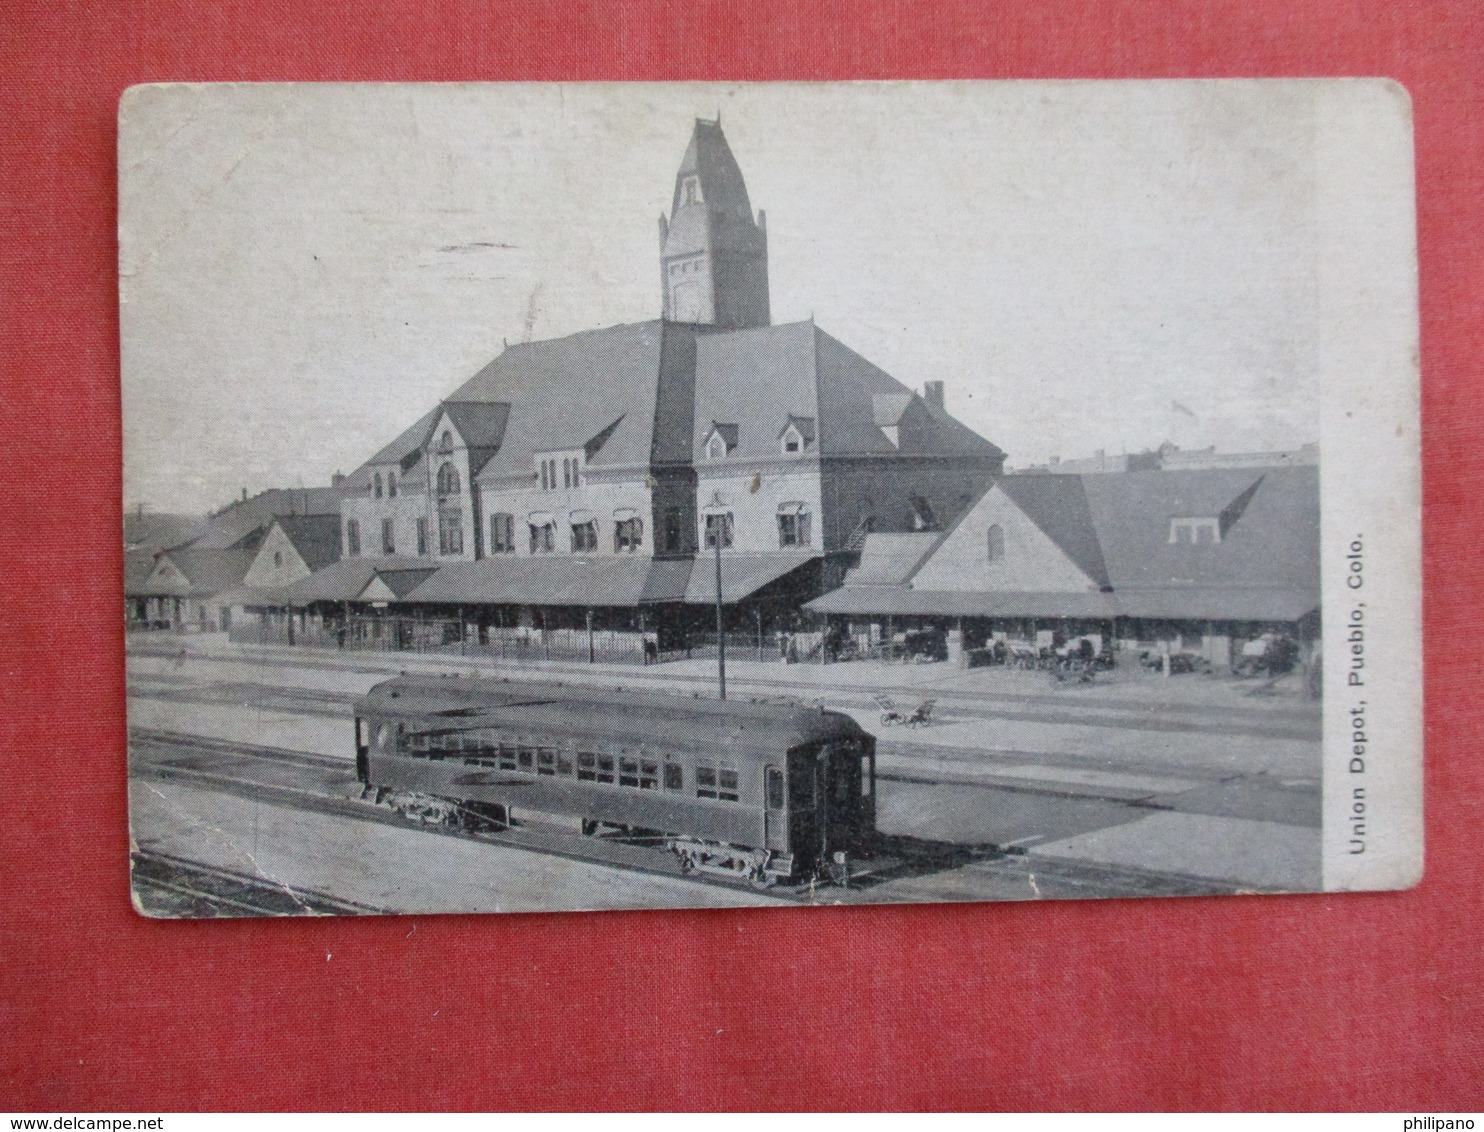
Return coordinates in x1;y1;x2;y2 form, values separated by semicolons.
131;849;390;917
127;662;1321;742
129;728;1238;907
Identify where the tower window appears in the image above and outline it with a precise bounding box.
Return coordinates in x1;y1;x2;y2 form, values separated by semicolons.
438;510;464;556
682;176;701;205
664;508;683;553
437;462;460;497
382;518;395;555
416;517;428;556
387;472;397;497
373;473;383;499
345;520;361;557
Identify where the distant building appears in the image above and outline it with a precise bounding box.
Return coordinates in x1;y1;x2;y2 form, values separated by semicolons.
1017;441;1318;475
125;486;346;630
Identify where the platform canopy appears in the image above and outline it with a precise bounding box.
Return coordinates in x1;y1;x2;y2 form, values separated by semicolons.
680;552;819;605
806;585;1317;623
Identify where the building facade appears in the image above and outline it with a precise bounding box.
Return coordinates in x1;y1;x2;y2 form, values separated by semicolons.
293;117;1004;654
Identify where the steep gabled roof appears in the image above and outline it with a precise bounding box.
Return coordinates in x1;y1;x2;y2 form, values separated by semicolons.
996;475;1112;590
454;321;678;479
671;118;755;223
135;547;257;597
439;401;510;451
693;322;818;459
123;512;208;553
812;328;1004;460
1082;467;1320;592
191;486;346;549
274;514;342;572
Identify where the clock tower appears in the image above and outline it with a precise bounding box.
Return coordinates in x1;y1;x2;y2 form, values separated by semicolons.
657;118;770;330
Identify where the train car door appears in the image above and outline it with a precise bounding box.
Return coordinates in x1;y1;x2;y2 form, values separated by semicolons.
787;747;823;868
763;765;787;850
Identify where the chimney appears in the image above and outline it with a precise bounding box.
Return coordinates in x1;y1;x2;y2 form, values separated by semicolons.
923;381;945;411
331;471;345;488
241;487;248;502
1050;456;1060;467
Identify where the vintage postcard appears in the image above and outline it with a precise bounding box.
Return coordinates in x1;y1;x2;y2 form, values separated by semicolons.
120;80;1422;916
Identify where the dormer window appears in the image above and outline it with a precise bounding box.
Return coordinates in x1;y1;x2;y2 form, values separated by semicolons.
778;416;814;455
1170;517;1221;545
682;176;701;205
702;422;737;460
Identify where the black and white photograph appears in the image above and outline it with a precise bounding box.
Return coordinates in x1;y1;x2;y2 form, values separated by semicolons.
120;81;1423;916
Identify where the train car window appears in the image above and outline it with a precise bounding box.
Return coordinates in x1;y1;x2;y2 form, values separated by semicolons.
356;719;368;748
499;743;517;771
518;747;535;771
577;752;596;781
696;765;717;799
597;754;615;784
640;760;659;790
766;767;785;810
557;751;574;776
664;762;683;791
619;757;639;788
718;765;739;802
537;749;556;775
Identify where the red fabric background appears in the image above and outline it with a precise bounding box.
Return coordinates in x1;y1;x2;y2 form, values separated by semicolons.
2;0;1479;1111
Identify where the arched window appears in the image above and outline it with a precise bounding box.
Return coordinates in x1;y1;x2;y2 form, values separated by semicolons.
437;462;460;497
373;473;383;498
438;430;454;454
986;524;1005;563
387;471;397;497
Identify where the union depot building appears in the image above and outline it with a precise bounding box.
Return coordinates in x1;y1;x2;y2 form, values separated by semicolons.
133;117;1320;674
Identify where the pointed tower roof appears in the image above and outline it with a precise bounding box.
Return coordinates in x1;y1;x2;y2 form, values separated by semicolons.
670;118;755;222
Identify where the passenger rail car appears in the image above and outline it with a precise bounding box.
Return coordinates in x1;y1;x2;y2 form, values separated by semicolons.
353;676;877;886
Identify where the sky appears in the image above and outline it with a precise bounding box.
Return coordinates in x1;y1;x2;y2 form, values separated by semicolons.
120;81;1322;514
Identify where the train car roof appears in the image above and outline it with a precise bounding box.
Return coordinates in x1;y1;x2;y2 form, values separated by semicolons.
355;674;869;755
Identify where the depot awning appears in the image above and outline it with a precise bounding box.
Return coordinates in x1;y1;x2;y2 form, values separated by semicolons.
681;552;820;605
806;588;1120;619
806;585;1318;623
402;556;665;607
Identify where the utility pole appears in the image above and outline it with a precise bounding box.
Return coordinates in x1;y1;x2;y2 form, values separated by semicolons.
714;521;726;700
